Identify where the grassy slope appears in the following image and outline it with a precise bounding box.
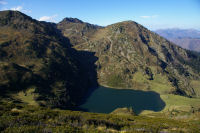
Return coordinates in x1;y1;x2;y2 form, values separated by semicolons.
191;80;200;97
11;88;39;106
161;94;200;112
0;102;200;133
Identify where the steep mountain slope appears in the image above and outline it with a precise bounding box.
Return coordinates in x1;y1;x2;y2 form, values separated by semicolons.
58;20;200;98
155;29;200;52
0;10;96;108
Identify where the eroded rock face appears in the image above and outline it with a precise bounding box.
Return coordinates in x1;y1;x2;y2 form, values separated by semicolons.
0;10;97;108
58;19;200;98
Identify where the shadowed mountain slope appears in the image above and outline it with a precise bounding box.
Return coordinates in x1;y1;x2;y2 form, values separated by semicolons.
0;10;97;108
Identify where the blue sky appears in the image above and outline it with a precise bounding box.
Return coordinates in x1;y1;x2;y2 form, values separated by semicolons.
0;0;200;30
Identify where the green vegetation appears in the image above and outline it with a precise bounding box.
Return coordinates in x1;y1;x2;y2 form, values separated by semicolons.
111;107;136;116
191;80;200;97
11;88;39;106
132;71;173;94
160;94;200;113
1;10;200;132
107;74;125;88
0;102;200;133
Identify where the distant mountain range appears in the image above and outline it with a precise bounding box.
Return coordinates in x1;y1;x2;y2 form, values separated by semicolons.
155;29;200;52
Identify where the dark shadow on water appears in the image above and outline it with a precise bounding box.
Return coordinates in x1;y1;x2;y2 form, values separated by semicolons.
78;86;166;115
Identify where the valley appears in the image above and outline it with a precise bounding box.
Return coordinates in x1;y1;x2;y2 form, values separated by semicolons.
0;10;200;132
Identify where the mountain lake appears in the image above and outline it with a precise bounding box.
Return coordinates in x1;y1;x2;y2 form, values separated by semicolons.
79;86;165;114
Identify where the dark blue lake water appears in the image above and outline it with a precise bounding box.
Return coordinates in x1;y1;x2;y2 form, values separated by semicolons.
79;86;165;114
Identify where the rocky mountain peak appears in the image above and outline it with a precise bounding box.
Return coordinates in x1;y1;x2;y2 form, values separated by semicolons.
57;17;102;46
61;17;84;24
0;10;37;26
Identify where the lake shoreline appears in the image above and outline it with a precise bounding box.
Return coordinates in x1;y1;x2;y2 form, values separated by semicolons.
78;86;166;114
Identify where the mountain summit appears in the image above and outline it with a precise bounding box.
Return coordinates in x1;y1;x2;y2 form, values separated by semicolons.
62;18;84;23
57;17;102;45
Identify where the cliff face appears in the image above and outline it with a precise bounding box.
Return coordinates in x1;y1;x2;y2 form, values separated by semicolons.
58;20;200;97
0;11;97;108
